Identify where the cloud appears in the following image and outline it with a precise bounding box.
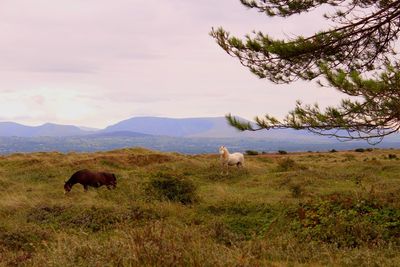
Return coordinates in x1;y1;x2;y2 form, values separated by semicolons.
0;0;344;128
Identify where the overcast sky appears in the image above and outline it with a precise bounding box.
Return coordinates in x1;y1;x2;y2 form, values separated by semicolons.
0;0;344;128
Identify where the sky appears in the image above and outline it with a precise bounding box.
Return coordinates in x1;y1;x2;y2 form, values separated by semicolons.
0;0;345;128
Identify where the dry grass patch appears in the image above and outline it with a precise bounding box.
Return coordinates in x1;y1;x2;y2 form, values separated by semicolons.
0;148;399;266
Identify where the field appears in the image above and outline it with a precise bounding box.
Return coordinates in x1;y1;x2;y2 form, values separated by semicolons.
0;148;399;266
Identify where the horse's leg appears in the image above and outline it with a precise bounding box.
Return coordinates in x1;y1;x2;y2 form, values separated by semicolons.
221;163;228;175
221;161;228;175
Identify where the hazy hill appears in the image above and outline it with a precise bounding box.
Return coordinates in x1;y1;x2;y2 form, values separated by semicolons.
104;117;224;137
103;116;275;138
0;122;90;137
103;116;325;140
103;116;400;143
85;131;152;138
3;116;399;142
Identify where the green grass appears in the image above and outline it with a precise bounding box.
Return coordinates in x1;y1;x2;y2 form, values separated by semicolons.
0;148;399;266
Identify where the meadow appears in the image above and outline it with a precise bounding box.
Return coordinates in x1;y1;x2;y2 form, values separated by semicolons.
0;147;399;266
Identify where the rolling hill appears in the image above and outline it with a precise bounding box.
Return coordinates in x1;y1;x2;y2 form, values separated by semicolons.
0;122;90;137
103;116;328;140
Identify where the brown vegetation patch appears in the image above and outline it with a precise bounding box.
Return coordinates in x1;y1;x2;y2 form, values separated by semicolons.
71;153;174;169
0;226;51;252
26;204;163;232
126;154;173;166
290;192;400;248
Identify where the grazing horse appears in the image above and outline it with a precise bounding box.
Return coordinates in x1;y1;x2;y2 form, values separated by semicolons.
219;146;244;174
64;169;117;193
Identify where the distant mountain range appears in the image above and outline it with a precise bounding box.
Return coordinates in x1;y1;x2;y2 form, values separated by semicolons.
103;116;279;138
0;116;399;154
0;117;261;138
0;116;341;140
0;117;275;138
0;122;89;137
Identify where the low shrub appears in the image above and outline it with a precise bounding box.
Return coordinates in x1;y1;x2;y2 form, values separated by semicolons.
277;158;296;171
355;148;365;152
146;172;198;204
128;205;162;221
27;205;66;224
245;150;259;156
209;221;242;246
27;204;161;232
289;183;304;198
278;150;288;155
276;158;307;172
205;201;277;239
0;226;50;252
343;153;356;161
65;207;126;232
202;162;249;181
388;154;397;160
290;193;400;248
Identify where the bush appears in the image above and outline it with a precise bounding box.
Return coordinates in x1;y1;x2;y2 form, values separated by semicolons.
27;205;130;232
289;183;304;198
388;154;397;159
343;153;356;161
206;201;277;239
276;158;306;172
278;150;288;155
0;226;50;252
290;193;400;248
146;172;198;205
245;150;259;156
329;149;337;153
209;221;241;246
355;148;365;152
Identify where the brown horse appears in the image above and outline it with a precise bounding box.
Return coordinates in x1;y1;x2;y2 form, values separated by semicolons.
64;169;117;193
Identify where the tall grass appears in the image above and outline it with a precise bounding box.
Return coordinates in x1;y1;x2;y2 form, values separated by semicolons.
0;148;399;266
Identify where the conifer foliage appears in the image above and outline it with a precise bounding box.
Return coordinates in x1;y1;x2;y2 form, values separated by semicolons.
211;1;400;143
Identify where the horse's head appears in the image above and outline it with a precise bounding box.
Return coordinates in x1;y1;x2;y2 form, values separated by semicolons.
219;146;227;156
110;173;117;189
64;181;72;194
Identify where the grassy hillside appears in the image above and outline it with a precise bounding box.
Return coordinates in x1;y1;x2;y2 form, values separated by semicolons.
0;148;399;266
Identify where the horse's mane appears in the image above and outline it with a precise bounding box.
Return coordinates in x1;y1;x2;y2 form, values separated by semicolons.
220;146;230;161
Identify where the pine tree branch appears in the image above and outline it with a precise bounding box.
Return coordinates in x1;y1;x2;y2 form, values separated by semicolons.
210;1;400;83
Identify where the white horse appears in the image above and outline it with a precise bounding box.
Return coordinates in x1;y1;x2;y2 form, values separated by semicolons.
219;146;244;174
